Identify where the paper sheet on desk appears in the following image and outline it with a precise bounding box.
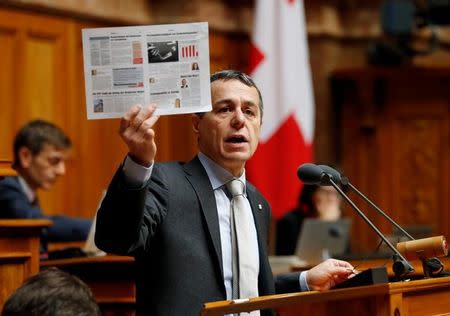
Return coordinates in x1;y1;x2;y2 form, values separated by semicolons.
82;22;211;119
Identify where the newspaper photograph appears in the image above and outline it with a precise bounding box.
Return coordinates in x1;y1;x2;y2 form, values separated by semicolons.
82;22;211;120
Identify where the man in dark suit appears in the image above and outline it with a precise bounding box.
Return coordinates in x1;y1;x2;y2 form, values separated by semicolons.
0;120;91;248
95;70;354;316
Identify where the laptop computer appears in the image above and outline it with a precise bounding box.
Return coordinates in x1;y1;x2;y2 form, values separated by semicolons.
295;218;351;265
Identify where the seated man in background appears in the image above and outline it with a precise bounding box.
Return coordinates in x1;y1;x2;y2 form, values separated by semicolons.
1;267;100;316
276;184;342;255
0;120;91;250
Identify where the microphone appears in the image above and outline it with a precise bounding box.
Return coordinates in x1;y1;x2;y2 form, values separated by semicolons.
317;164;342;185
397;236;448;260
296;163;324;185
297;164;340;186
297;163;415;279
397;236;448;277
308;164;450;278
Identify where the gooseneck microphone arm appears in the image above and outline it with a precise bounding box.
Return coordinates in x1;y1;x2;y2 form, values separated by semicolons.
297;164;415;278
318;164;414;241
317;164;448;278
324;174;414;275
345;181;414;241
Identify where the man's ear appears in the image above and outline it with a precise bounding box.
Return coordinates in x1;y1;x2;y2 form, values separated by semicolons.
191;114;201;134
18;147;33;169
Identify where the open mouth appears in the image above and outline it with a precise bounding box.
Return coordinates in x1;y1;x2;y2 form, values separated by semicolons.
225;135;248;144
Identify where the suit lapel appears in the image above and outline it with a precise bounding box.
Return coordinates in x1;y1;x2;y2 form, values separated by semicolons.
182;158;271;296
183;157;224;283
246;183;275;295
246;184;267;257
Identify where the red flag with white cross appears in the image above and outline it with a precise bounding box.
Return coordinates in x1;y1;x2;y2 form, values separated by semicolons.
246;0;315;219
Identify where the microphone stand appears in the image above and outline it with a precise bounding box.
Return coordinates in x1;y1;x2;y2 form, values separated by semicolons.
325;174;415;279
342;178;414;241
319;165;414;240
340;176;444;278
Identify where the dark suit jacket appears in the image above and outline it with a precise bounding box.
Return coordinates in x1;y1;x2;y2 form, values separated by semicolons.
0;176;91;242
276;208;306;255
95;157;301;316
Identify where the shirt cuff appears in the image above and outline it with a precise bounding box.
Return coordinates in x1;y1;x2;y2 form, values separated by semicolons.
299;271;310;292
122;155;153;188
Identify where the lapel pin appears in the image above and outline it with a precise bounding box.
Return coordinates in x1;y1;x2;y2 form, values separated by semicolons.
258;204;262;210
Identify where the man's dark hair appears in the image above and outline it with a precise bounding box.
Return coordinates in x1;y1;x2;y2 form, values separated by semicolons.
1;267;100;316
199;70;264;119
12;120;72;169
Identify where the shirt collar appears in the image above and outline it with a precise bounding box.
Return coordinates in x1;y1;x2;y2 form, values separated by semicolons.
17;176;36;203
197;152;246;192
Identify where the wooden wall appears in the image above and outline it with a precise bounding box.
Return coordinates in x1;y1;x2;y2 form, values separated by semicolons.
333;67;450;251
2;1;450;252
0;7;249;219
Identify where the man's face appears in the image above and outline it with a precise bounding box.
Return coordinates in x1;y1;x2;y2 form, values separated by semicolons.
193;79;262;176
18;143;69;191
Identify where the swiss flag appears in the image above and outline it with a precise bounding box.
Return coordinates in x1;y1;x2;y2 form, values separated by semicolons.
247;0;315;219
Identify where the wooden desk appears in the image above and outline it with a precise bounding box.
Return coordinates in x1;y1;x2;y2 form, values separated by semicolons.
41;255;135;316
202;276;450;316
0;219;51;309
39;255;450;316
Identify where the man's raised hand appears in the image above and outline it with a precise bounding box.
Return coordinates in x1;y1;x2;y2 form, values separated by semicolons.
119;104;159;167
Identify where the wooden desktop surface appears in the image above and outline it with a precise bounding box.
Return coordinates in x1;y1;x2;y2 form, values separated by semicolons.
202;276;450;316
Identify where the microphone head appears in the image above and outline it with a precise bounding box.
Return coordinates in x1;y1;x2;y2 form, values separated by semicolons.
297;163;324;185
318;165;341;185
397;236;448;260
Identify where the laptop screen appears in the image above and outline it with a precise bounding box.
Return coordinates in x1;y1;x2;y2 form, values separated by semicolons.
295;218;351;265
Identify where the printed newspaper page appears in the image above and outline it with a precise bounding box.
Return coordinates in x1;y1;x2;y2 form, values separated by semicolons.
82;22;211;119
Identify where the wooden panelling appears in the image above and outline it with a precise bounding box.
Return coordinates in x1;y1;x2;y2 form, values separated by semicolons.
0;7;250;220
0;219;51;309
333;67;450;252
0;253;31;308
0;160;15;177
0;9;70;216
0;12;21;161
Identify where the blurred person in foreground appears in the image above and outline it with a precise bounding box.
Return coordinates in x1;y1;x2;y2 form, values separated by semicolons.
1;267;100;316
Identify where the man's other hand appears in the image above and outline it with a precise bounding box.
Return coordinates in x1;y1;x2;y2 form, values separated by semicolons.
306;258;356;291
